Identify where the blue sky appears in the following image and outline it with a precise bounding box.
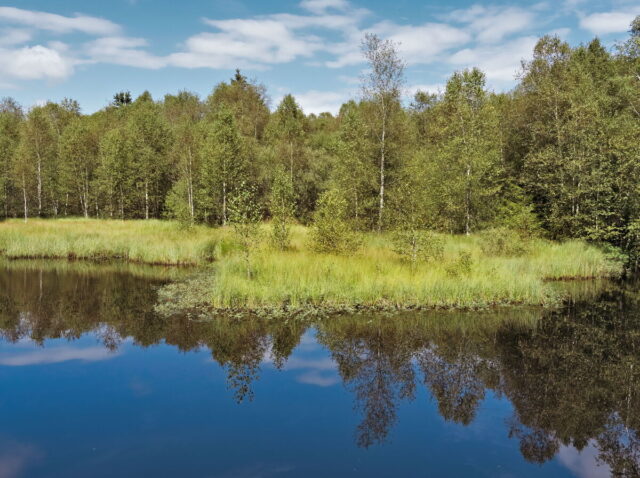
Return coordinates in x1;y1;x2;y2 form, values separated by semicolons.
1;0;638;114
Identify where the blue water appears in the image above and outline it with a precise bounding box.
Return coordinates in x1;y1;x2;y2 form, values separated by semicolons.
0;264;628;477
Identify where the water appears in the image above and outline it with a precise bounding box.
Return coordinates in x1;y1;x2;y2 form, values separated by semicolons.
0;262;638;477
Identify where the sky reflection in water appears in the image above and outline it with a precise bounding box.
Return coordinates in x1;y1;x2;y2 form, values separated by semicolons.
0;262;635;477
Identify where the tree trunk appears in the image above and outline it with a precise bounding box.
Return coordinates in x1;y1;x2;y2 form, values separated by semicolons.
22;175;28;223
222;180;227;226
36;153;42;217
465;163;471;235
290;141;294;183
144;181;149;220
187;147;194;220
378;107;386;232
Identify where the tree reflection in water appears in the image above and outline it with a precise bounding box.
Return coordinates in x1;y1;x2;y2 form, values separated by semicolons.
0;263;638;475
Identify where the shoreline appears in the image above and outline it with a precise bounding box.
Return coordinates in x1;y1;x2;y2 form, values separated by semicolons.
1;218;624;312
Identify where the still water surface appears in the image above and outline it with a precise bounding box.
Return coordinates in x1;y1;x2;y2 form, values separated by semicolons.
0;262;637;477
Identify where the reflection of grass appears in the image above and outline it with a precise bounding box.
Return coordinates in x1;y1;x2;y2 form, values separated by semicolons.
0;218;230;265
0;219;623;311
0;258;193;281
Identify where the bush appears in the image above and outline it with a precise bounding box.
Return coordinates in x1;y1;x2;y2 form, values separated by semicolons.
479;227;530;256
270;167;296;251
392;229;444;265
445;251;473;277
165;178;194;229
310;189;361;254
495;202;541;238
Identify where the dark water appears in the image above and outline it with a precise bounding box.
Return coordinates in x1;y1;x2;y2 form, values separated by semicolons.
0;262;638;478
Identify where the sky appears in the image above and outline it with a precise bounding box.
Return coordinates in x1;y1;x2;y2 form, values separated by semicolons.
0;0;638;115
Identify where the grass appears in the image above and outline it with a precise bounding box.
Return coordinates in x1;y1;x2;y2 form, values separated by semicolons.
0;218;230;265
0;218;624;311
208;225;622;311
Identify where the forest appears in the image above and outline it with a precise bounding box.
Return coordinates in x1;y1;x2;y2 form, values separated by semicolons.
0;18;639;257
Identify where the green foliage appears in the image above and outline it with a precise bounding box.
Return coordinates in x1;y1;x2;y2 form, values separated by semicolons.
201;105;244;225
310;189;361;254
270;166;295;250
228;182;262;278
494;201;541;239
479;228;530;256
392;229;444;265
165;177;194;229
1;21;640;264
445;251;473;277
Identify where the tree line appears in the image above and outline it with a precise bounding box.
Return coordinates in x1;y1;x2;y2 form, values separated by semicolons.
0;19;639;251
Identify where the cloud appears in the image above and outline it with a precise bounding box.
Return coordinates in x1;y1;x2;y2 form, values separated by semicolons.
0;441;40;478
169;4;368;70
0;6;120;35
448;35;538;83
85;36;165;69
0;346;119;366
384;22;471;64
292;90;349;114
0;44;74;81
283;356;337;371
579;9;640;35
0;28;32;46
406;83;445;97
296;370;341;386
300;0;350;15
557;442;610;478
447;5;535;43
168;18;323;69
283;356;341;387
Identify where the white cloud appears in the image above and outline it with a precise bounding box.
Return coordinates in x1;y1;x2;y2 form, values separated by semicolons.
85;36;165;69
580;9;640;35
382;22;471;64
449;35;538;83
300;0;350;15
291;90;349;114
296;370;341;386
0;44;74;80
557;442;610;478
0;6;120;35
169;5;369;70
0;442;39;478
171;18;323;69
0;346;118;366
0;28;32;46
406;83;444;97
326;21;470;68
447;5;535;43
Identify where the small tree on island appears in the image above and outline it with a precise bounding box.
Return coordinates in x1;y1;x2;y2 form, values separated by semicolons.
270;166;296;250
310;189;361;254
228;182;262;279
389;176;443;268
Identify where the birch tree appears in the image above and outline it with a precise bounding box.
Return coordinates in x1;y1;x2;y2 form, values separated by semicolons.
361;33;405;231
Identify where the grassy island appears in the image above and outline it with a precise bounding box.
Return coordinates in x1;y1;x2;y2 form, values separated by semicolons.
0;218;623;311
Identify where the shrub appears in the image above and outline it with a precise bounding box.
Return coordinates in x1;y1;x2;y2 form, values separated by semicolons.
270;167;296;251
479;227;530;256
392;229;444;265
228;183;262;278
310;189;361;254
445;251;473;277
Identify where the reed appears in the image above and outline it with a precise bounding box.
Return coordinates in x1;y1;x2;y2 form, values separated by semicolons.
0;218;622;310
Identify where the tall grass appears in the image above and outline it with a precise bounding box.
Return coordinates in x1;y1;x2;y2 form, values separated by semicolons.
0;218;230;265
208;228;622;310
0;218;623;310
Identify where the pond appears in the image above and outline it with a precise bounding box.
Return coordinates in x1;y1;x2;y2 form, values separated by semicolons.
0;262;637;477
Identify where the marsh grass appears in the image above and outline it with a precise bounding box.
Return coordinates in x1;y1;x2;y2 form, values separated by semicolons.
0;218;236;265
0;219;623;310
208;227;622;311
